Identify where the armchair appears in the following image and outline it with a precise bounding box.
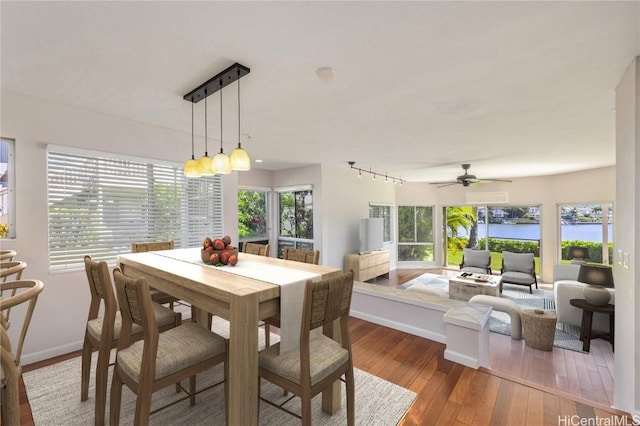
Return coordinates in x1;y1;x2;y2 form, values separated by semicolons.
460;248;491;274
500;251;537;293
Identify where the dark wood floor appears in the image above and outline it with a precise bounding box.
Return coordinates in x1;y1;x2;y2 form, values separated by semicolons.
15;269;628;425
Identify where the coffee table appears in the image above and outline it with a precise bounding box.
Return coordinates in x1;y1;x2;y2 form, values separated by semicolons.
449;272;502;302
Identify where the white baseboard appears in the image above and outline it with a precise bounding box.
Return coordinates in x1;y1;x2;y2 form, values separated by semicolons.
350;310;446;343
444;349;480;369
22;340;83;365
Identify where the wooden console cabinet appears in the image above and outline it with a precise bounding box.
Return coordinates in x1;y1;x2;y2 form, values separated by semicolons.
344;250;390;282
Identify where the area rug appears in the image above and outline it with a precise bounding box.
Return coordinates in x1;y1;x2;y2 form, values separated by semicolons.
399;273;585;353
23;323;416;425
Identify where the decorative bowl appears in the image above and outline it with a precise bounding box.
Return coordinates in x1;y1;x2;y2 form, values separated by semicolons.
201;248;239;265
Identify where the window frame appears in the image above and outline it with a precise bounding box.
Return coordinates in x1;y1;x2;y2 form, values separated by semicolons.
237;186;270;244
0;138;16;239
276;185;314;258
397;204;435;264
557;202;613;265
46;145;223;272
369;202;393;244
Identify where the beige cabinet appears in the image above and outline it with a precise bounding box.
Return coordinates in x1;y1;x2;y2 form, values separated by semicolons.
344;250;390;282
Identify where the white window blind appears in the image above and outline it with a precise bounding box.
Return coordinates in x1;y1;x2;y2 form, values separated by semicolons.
47;148;223;271
369;203;392;243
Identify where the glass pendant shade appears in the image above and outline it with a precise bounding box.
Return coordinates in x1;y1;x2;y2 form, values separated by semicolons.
212;151;231;174
183;158;200;178
197;154;214;176
230;145;251;171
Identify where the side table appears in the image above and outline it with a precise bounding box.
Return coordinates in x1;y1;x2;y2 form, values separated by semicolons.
522;309;557;351
569;298;614;353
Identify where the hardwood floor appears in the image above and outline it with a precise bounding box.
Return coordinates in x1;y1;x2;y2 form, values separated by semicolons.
14;269;629;425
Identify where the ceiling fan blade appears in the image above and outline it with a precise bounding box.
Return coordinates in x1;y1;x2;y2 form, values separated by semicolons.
477;178;513;183
436;182;460;188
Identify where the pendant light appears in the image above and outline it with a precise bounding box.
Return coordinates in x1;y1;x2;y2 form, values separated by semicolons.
183;98;201;177
197;90;214;176
212;78;231;175
230;70;251;171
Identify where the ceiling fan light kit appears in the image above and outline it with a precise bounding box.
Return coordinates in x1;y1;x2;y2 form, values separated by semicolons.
348;161;405;184
431;163;512;188
183;62;250;177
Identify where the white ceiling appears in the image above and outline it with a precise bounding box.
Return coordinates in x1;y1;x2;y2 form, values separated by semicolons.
2;1;639;183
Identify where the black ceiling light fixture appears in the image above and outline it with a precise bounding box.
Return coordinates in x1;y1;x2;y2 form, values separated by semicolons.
183;63;250;177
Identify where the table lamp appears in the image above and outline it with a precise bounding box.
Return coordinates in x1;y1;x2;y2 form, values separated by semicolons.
567;246;589;264
577;264;614;306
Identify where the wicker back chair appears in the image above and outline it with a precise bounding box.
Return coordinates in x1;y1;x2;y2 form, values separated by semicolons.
81;256;180;425
258;270;355;425
243;242;270;256
283;248;319;265
109;269;228;425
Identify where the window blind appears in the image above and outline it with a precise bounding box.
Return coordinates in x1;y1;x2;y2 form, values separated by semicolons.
369;203;392;243
47;149;223;271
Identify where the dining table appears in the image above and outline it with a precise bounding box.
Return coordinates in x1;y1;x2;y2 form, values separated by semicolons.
118;247;343;425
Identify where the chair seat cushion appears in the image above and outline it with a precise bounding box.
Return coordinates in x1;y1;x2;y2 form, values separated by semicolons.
502;271;536;285
259;334;348;386
117;322;226;382
87;302;177;341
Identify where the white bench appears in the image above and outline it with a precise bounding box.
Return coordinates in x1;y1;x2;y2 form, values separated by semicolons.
469;294;523;340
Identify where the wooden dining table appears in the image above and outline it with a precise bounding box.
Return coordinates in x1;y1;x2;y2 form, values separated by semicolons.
118;248;343;425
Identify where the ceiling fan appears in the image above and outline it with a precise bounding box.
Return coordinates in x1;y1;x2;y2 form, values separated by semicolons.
430;164;512;188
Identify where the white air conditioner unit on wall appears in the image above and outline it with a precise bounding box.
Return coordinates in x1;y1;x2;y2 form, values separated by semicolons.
466;191;509;205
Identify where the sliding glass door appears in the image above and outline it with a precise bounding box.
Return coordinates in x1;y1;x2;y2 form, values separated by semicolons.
444;205;541;275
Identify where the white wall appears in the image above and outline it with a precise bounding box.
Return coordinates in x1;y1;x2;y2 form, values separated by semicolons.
320;165;396;270
614;57;639;417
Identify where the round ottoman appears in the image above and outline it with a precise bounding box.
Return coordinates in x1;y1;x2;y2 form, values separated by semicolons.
522;309;557;351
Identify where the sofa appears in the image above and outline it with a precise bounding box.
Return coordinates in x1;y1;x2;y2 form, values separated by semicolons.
553;263;615;333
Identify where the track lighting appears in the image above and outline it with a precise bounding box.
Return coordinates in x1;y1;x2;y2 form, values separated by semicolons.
348;161;406;184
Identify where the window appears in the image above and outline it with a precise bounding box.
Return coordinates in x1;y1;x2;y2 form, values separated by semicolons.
277;187;313;257
238;188;269;245
397;205;434;261
369;203;393;243
0;138;15;239
444;205;541;274
47;147;223;271
559;203;613;264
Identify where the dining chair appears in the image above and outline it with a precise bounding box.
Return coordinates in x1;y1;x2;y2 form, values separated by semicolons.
0;279;44;426
0;260;27;330
243;242;270;256
264;248;321;346
81;255;181;426
110;268;228;426
0;250;17;261
283;248;319;265
130;241;181;309
258;270;355;425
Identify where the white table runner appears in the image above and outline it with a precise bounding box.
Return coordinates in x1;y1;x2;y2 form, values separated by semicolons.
153;248;320;354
